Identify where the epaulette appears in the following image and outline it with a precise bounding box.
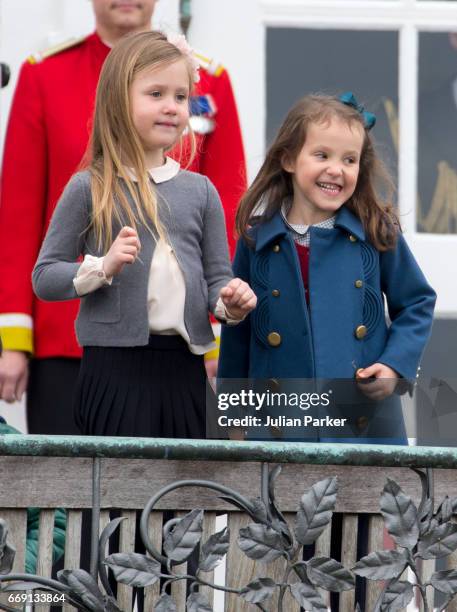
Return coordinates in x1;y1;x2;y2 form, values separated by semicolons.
193;51;225;77
27;35;86;64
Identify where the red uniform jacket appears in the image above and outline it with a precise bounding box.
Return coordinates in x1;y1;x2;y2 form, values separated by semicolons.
0;32;246;358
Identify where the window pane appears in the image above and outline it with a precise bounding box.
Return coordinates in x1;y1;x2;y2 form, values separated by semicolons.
418;32;457;233
266;28;399;187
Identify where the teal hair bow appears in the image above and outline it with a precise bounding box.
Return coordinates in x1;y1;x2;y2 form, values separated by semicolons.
339;92;376;130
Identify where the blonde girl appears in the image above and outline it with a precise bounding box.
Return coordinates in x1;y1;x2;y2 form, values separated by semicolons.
33;31;256;438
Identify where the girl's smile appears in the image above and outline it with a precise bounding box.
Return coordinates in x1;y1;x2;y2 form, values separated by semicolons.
283;117;364;225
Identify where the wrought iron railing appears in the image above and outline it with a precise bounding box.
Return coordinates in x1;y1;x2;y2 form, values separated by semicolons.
0;437;457;611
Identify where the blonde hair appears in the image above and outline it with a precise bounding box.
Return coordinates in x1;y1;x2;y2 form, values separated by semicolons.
237;94;399;251
87;31;196;251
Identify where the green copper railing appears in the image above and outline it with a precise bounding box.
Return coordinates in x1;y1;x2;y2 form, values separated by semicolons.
0;434;456;468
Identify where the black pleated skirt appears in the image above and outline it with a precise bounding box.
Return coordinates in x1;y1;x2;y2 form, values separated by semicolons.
73;335;207;438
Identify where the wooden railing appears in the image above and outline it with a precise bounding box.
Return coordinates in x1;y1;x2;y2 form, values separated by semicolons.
0;436;457;611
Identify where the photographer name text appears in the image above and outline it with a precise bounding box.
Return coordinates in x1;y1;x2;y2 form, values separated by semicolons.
217;415;347;428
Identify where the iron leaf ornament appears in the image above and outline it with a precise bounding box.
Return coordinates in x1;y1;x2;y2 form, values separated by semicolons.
289;580;328;611
237;523;286;563
57;569;107;612
353;549;409;580
239;577;276;604
163;508;204;563
294;476;337;545
379;580;414;611
0;520;15;575
154;593;177;611
430;569;457;594
306;556;355;591
380;478;419;550
198;526;230;572
104;552;161;588
417;522;457;559
0;466;457;611
185;592;212;611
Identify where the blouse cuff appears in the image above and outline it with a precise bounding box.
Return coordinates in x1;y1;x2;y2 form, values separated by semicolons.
214;297;246;326
73;255;113;297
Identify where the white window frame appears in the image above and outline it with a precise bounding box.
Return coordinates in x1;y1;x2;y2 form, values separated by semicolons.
258;0;457;314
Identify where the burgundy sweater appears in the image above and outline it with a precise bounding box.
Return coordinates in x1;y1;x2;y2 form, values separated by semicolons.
294;243;310;304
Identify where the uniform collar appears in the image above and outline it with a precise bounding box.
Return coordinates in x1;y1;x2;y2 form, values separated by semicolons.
123;157;180;184
85;32;112;66
255;205;365;251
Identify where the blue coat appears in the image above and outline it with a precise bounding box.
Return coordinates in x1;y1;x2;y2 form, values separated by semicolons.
219;207;435;380
218;207;436;442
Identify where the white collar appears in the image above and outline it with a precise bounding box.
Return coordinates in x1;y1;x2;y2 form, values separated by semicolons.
280;202;336;234
148;157;180;183
123;157;181;184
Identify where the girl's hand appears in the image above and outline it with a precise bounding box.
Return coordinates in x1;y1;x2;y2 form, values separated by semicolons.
356;363;399;400
219;278;257;320
103;226;141;277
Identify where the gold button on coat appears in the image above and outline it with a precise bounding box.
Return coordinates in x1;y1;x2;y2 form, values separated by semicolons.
272;289;280;297
357;416;369;430
355;325;367;339
272;244;280;252
349;235;357;242
270;425;283;439
267;332;281;347
355;280;363;288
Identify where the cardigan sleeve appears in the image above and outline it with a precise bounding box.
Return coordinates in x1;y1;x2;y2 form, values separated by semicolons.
32;173;91;301
377;233;436;380
218;238;252;379
201;177;234;312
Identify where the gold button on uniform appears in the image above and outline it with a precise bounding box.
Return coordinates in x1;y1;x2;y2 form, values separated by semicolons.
272;289;280;297
355;280;363;288
355;325;367;339
267;332;281;347
272;244;280;253
349;235;357;242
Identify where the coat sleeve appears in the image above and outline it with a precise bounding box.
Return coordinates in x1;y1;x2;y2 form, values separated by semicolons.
0;62;48;351
377;233;436;380
199;69;247;257
32;174;90;302
217;238;252;379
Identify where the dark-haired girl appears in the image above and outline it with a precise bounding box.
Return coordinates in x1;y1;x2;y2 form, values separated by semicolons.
218;93;436;443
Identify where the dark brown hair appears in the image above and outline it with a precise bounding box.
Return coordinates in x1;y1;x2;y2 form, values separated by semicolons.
236;94;399;251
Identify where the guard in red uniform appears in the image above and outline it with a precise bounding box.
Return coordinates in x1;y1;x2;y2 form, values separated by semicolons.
0;14;246;432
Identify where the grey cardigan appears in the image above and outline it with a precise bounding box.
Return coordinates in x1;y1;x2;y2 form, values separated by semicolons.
32;170;233;347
